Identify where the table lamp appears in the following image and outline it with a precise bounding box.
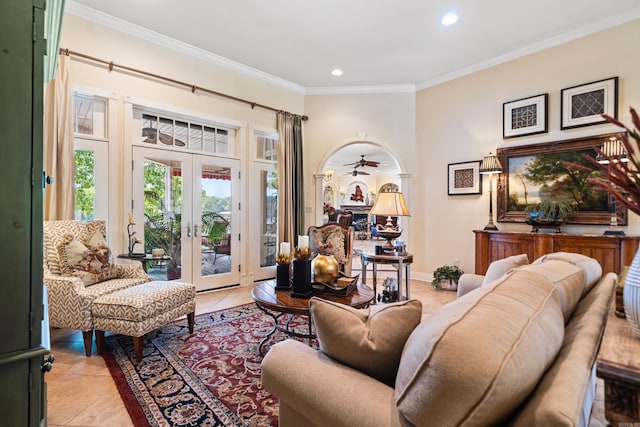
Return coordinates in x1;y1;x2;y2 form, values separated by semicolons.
370;191;411;247
597;136;629;236
479;152;503;231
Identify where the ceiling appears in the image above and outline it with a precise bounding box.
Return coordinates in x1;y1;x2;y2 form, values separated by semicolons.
65;1;640;176
67;0;640;91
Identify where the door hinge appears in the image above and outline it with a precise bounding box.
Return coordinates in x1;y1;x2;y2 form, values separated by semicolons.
238;264;241;272
132;160;135;171
238;171;241;180
131;200;134;210
238;233;241;241
238;202;241;210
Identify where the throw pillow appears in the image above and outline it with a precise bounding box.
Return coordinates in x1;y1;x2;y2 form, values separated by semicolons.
57;233;118;286
394;270;564;426
310;297;422;386
533;252;602;294
482;253;529;285
309;226;347;264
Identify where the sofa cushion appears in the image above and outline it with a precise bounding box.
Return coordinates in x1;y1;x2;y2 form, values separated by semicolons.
483;253;529;285
310;297;422;386
395;270;565;426
534;252;602;294
519;260;585;322
508;272;616;426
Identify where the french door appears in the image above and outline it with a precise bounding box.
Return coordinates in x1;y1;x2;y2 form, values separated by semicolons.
132;146;240;291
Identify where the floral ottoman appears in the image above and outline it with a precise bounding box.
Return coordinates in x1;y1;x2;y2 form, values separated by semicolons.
92;280;196;362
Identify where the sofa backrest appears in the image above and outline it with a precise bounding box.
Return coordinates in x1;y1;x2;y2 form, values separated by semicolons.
44;220;107;275
395;269;565;426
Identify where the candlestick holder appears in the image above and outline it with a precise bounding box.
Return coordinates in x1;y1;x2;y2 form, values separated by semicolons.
291;258;313;298
275;262;292;290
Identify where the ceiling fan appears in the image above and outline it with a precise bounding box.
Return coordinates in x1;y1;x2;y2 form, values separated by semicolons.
343;155;380;169
344;168;371;177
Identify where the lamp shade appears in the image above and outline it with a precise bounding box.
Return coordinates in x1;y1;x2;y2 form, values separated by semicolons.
370;191;411;217
479;153;503;174
597;137;629;164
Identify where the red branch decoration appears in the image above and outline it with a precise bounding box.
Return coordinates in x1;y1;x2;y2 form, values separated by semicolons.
567;107;640;217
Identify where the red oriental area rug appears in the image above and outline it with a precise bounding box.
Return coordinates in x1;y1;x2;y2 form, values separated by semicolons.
102;303;314;426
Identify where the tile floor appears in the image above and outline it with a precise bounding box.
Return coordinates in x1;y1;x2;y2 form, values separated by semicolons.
46;241;606;426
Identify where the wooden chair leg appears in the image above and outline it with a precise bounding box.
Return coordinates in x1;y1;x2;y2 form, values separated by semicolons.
95;330;105;354
82;330;93;356
133;336;144;363
187;312;195;334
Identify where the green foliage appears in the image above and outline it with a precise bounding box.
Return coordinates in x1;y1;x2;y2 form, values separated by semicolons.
74;150;95;220
431;265;464;289
144;212;182;267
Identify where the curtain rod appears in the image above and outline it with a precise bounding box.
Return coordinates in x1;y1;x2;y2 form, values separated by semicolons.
59;48;308;121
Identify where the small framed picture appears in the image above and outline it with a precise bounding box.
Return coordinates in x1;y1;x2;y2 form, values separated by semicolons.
448;161;482;196
503;93;548;139
561;77;618;130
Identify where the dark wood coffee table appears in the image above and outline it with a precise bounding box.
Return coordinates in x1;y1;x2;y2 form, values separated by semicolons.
251;279;375;355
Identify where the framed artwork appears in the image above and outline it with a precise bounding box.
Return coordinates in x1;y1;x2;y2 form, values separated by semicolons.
503;93;548;138
561;77;618;130
448;161;482;196
496;132;627;225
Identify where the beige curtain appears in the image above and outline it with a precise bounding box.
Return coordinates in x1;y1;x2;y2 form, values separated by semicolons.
277;112;305;246
43;54;74;220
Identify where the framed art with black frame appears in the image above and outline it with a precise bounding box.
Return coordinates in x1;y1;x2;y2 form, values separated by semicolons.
503;93;548;139
561;76;618;130
448;161;482;196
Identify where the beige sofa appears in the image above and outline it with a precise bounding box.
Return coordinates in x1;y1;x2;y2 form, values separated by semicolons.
262;252;615;426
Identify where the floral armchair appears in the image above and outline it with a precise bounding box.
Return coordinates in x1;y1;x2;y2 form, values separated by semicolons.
43;220;152;356
308;223;355;277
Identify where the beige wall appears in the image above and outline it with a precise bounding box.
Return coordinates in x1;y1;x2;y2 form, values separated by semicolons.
415;19;640;277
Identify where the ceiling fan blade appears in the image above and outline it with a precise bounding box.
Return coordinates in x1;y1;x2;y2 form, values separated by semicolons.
358;171;371;175
364;161;379;167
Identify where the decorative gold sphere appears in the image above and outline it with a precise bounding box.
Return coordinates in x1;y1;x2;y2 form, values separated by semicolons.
312;255;339;284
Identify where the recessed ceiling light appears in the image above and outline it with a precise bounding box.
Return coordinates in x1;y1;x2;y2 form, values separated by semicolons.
332;69;343;76
441;12;458;26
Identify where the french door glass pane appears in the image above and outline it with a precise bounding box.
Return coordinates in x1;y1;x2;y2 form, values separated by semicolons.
261;170;277;267
201;163;232;277
142;158;183;281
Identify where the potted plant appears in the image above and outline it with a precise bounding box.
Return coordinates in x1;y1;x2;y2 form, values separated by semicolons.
524;200;576;232
144;212;182;280
431;264;464;291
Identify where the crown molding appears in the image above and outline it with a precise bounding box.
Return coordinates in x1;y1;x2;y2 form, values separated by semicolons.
305;84;416;96
64;1;306;94
417;7;640;91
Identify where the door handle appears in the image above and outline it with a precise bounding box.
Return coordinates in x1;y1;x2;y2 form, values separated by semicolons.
186;223;192;238
194;224;199;237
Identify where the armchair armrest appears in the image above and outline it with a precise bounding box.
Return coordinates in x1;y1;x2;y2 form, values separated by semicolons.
116;263;153;281
262;340;402;427
457;273;485;299
43;274;94;331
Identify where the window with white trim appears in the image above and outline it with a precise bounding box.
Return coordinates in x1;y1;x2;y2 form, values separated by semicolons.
73;94;109;221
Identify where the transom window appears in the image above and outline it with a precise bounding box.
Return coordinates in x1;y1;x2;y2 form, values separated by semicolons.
141;113;233;155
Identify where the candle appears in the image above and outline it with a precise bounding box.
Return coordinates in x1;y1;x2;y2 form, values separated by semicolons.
297;235;309;249
279;242;290;256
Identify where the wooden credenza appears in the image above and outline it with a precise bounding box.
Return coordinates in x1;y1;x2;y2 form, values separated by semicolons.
474;230;640;275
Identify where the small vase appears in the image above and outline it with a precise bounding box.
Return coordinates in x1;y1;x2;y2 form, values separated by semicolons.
623;248;640;338
323;213;329;224
312;254;339;284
